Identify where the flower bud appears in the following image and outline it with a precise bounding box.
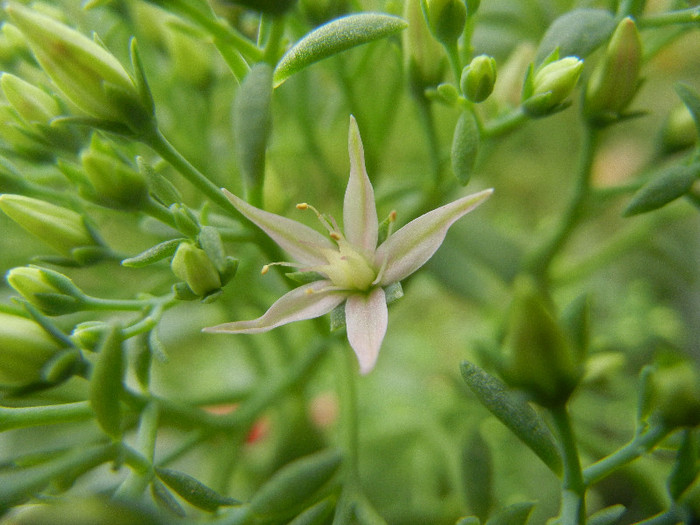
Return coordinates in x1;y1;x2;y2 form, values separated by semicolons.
80;137;148;210
660;104;697;155
5;2;152;132
0;104;53;160
460;55;497;103
6;266;86;315
1;73;61;125
501;277;583;407
404;0;445;96
71;321;111;352
584;18;642;125
0;194;100;257
171;242;222;298
647;360;700;429
0;311;63;386
522;56;583;117
425;0;467;46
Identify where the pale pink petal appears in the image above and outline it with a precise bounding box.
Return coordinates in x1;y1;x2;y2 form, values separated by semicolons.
345;287;388;374
204;281;346;334
223;189;334;266
343;116;378;257
375;189;493;285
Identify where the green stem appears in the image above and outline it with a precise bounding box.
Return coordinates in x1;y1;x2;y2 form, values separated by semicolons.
550;404;586;525
525;124;599;280
582;423;670;487
444;41;462;85
114;402;159;499
639;7;700;28
414;97;442;187
0;401;93;431
481;107;529;138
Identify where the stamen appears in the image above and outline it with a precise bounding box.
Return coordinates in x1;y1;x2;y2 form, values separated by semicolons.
330;232;341;241
260;261;304;275
296;201;338;237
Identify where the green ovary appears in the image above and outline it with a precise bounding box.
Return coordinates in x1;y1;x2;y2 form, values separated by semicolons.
318;243;377;291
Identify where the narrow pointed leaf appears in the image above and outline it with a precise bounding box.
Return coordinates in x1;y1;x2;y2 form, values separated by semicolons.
289;497;336;525
344;116;378;256
376;189;492;285
151;477;186;517
89;326;125;439
155;467;239;511
204;281;346;334
485;501;536;525
223;189;334;265
623;163;699;216
346;287;387;374
273;14;408;87
121;239;184;267
452;111;480;186
460;361;562;475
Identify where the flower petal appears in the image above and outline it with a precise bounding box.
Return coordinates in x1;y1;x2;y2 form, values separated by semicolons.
204;281;346;334
345;287;388;374
223;189;334;266
375;189;493;285
343;116;378;257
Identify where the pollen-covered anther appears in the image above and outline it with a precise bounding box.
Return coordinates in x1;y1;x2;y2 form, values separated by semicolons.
389;210;397;222
330;232;342;241
261;265;270;275
296;203;309;210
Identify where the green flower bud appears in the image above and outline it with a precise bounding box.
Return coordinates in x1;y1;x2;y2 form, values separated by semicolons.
5;2;152;131
0;104;53;160
0;311;63;386
660;104;697;155
80;137;148;210
404;0;445;96
1;73;61;125
461;54;497;103
6;266;86;316
171;242;221;297
522;56;583;117
425;0;467;46
647;360;700;429
584;18;642;125
71;321;110;352
501;277;583;407
0;194;99;257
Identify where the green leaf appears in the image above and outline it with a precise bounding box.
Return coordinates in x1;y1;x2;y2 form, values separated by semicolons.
250;449;342;518
121;238;184;268
151;477;186;517
155;467;240;512
462;430;493;520
273;14;407;87
623;163;700;216
233;63;273;202
667;430;698;501
452;111;480;186
288;496;336;525
587;504;626;525
89;326;125;439
485;501;536;525
460;361;562;475
536;9;616;64
220;0;296;16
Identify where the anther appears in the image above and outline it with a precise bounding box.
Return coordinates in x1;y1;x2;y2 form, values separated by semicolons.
330;232;342;241
296;203;309;210
261;265;270;275
389;210;397;222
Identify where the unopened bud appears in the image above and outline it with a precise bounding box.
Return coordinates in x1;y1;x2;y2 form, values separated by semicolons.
71;321;111;352
404;0;444;96
660;104;697;155
522;56;583;117
1;73;61;125
80;137;148;210
5;2;152;131
0;311;63;386
0;194;100;257
6;266;86;315
647;360;700;429
171;243;221;297
460;55;497;103
425;0;467;46
501;277;583;406
584;17;642;125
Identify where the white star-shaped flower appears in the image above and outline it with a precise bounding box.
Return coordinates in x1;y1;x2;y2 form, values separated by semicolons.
205;117;492;374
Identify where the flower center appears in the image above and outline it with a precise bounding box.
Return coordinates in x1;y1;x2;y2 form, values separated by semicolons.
318;241;377;291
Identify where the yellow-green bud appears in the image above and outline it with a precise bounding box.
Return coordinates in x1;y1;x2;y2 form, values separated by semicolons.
425;0;467;46
660;104;697;155
584;17;642;125
71;321;111;352
171;243;221;297
647;361;700;429
6;266;86;316
0;104;52;159
80;138;148;210
460;55;497;103
1;73;61;125
0;194;98;257
404;0;445;96
0;311;63;386
501;277;583;407
5;3;151;130
522;56;584;117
